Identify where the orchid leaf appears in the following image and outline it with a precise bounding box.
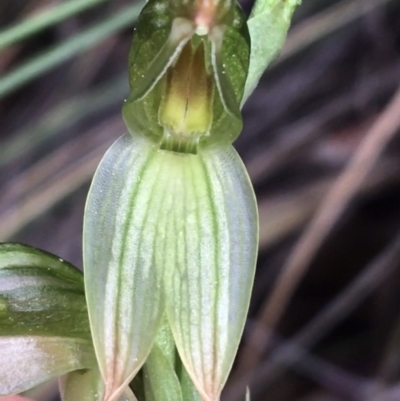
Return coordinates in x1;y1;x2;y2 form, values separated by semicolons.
0;243;95;395
0;336;94;396
180;367;202;401
143;344;183;401
243;0;301;103
143;318;182;401
152;315;176;366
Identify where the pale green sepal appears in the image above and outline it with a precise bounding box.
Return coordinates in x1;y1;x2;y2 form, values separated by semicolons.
123;17;194;143
0;336;95;396
206;5;250;145
83;134;167;401
242;0;301;103
84;134;258;401
124;0;187;143
162;145;258;401
143;344;183;401
60;368;138;401
128;18;194;102
0;243;95;396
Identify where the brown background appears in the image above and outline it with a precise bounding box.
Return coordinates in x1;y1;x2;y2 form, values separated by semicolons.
1;0;400;400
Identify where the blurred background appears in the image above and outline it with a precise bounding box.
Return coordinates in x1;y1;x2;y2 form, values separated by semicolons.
1;0;400;400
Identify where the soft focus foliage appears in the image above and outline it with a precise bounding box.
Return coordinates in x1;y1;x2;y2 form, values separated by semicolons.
0;243;95;395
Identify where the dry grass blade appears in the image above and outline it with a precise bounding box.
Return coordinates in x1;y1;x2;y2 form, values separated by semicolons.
0;3;142;98
279;0;396;64
1;0;400;400
227;230;400;401
257;158;400;249
0;75;127;170
366;309;400;400
0;117;124;240
0;0;108;51
236;84;400;379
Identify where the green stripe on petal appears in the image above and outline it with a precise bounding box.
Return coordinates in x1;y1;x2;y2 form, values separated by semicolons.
83;135;168;401
84;134;258;401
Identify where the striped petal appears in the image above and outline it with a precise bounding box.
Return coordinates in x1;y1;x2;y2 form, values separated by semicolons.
83;133;258;401
161;145;258;400
83;134;167;401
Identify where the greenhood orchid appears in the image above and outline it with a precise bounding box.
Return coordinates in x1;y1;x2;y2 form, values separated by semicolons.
0;0;300;400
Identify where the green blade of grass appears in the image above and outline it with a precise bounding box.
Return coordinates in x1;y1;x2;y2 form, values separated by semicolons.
0;2;143;99
0;74;128;169
0;0;109;51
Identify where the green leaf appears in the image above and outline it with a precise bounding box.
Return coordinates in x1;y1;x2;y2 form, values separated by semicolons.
0;243;95;395
143;344;183;401
0;243;89;337
0;336;94;396
143;317;182;401
242;0;301;103
180;367;202;401
152;315;176;367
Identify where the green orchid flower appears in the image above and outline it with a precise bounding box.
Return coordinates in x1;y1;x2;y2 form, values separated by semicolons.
0;0;301;400
122;0;250;151
84;0;257;400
